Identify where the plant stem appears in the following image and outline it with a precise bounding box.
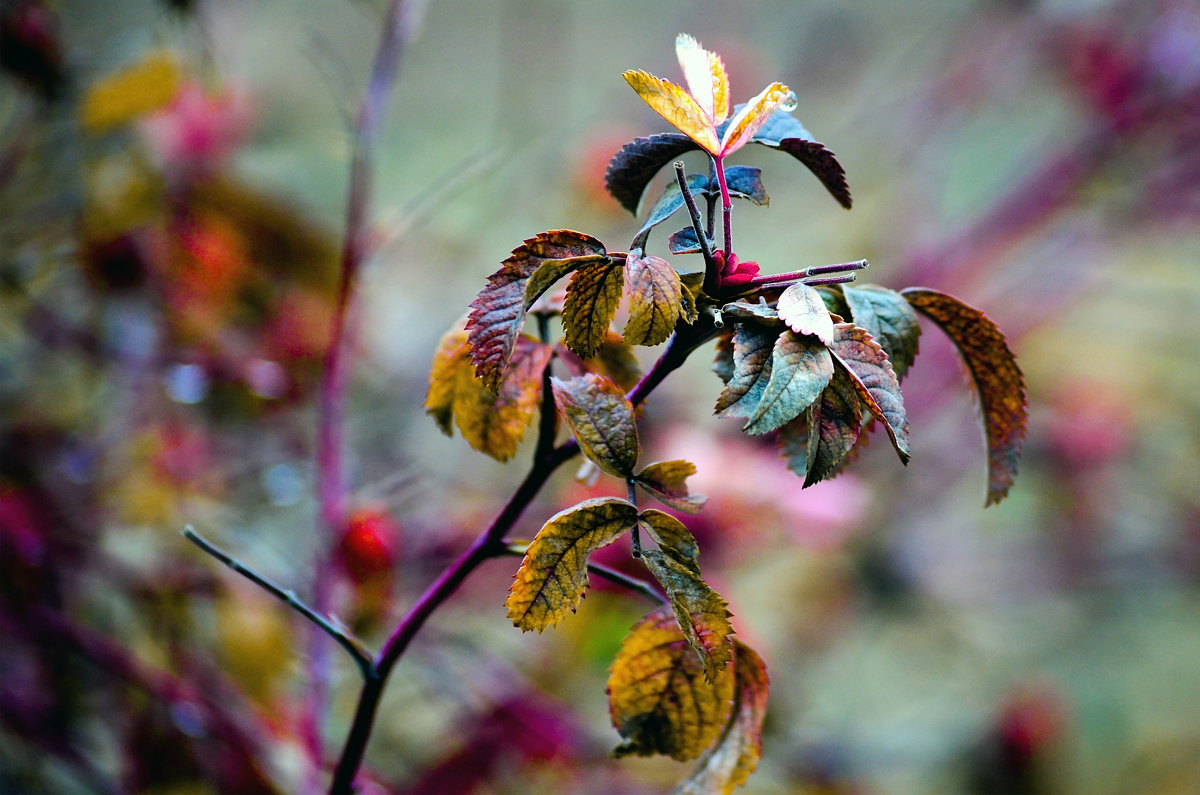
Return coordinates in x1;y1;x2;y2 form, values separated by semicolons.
674;162;720;295
713;154;733;257
310;0;427;774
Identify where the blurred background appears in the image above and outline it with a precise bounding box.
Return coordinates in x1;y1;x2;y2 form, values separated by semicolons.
3;0;1200;792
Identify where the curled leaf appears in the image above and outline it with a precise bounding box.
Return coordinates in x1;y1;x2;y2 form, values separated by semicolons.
551;373;639;477
637;461;706;514
608;607;735;761
623;253;683;347
777;281;834;345
467;230;607;390
829;322;910;463
902;288;1027;505
671;642;770;795
506;498;639;631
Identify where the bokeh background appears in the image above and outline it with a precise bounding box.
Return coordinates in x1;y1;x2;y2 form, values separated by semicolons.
4;0;1200;792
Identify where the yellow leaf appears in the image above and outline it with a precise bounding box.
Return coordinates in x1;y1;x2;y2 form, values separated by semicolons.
81;51;181;134
675;34;729;125
641;548;735;681
622;70;720;155
562;259;624;359
671;641;770;795
608;607;735;761
452;335;553;462
424;319;470;435
506;498;639;631
622;253;682;347
719;81;796;156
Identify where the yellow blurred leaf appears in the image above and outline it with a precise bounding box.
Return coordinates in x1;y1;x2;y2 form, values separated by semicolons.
81;51;181;134
452;335;553;462
424;319;470;435
622;69;720;155
608;607;735;761
506;497;639;631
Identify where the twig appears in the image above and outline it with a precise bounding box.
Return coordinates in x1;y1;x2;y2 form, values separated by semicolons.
675;162;720;295
182;527;374;678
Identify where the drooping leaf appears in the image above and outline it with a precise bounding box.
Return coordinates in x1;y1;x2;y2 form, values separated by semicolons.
902;288;1027;505
608;607;735;761
506;498;639;631
551;373;639;477
675;33;729;125
743;330;834;436
841;285;921;380
829;322;910;463
623;70;721;155
668;226;716;256
776;282;834;345
624;253;683;347
775;138;852;209
636;462;706;514
777;413;810;478
425;319;470;434
562;259;624;358
467;230;607;390
590;333;643;392
639;508;701;569
672;641;770;795
452;335;554;462
719;82;796;156
605;133;701;216
641;549;734;681
722;166;769;206
721;299;783;325
713;332;735;383
714;325;779;419
526;254;608;308
804;365;863;487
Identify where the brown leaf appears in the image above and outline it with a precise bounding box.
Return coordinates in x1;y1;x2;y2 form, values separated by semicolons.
641;549;735;681
466;230;606;390
639;508;700;572
671;641;770;795
902;288;1027;505
551;373;639;477
506;497;639;632
562;259;624;359
637;461;705;514
805;365;863;487
608;608;735;761
452;336;554;462
830;322;910;463
623;253;683;347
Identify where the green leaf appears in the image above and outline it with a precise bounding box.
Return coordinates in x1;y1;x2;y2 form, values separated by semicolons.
671;641;770;795
722;165;768;205
641;549;735;681
506;497;639;631
841;285;922;380
804;364;862;486
902;288;1027;505
639;508;701;569
668;226;717;256
608;607;735;761
452;335;554;462
743;330;834;436
563;259;624;358
637;461;706;514
776;281;834;345
604;133;701;216
714;325;779;420
551;373;639;477
623;253;683;347
467;230;607;390
829;322;910;463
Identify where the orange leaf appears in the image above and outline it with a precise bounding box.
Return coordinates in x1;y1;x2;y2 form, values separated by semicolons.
608;607;735;761
506;498;639;631
622;70;721;155
82;51;181;134
903;288;1027;505
675;34;729;125
451;335;554;462
672;641;770;795
424;318;470;434
719;82;796;156
636;461;706;513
